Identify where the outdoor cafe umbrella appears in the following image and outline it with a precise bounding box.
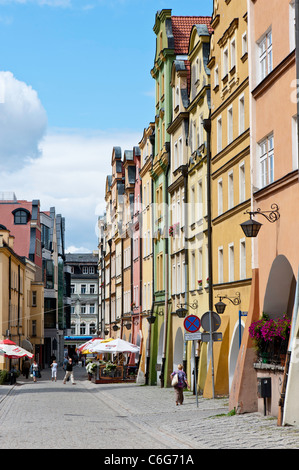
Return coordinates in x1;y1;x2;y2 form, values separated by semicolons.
77;337;104;354
89;338;139;354
0;339;34;359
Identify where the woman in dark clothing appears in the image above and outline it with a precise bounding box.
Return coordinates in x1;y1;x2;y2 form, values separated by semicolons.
170;364;190;405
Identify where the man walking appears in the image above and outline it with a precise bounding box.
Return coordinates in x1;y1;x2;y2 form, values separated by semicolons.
63;358;76;385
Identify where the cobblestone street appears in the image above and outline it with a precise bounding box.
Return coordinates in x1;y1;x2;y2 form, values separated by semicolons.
0;365;299;452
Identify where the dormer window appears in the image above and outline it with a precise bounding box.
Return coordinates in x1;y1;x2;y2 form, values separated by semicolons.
12;209;30;225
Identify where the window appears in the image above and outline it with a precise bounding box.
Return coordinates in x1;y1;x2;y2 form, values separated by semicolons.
32;320;37;337
242;32;247;56
82;266;88;274
239;95;245;135
240;239;246;279
229;243;234;282
239;162;246;203
32;291;37;307
174;141;178;169
214;65;219;87
89;266;95;274
230;38;236;70
13;209;29;225
80;323;86;335
217;116;222;153
81;284;86;294
223;47;229;77
259;30;272;81
290;1;295;52
218;179;223;215
218;247;223;284
228;171;234;209
175;86;180;108
90;284;95;294
81;304;86;314
178;137;183;166
90;304;95;314
227;106;233;144
259;134;274;187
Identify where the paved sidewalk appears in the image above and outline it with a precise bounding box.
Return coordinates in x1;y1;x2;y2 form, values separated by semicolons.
0;365;299;449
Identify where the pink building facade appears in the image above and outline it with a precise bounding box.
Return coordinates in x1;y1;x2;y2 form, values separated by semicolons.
230;0;299;416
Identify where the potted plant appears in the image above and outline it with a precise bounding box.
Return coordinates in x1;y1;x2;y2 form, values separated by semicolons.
249;314;290;364
169;225;174;237
198;280;203;289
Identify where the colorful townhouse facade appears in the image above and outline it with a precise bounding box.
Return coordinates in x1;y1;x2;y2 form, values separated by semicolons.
138;123;155;384
97;4;299;424
230;0;299;420
186;23;212;393
206;0;252;397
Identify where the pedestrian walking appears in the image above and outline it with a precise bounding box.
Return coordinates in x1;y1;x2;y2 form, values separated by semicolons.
63;358;76;384
50;359;58;382
30;360;40;383
170;364;189;406
22;359;30;379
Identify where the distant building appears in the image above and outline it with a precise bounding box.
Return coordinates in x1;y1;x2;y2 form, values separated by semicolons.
65;252;99;355
0;193;69;366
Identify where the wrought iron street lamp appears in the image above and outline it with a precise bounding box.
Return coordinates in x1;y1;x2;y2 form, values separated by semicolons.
214;292;241;314
240;204;280;238
146;309;164;324
175;300;198;318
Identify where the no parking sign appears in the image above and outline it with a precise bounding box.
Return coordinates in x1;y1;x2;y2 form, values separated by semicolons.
183;314;201;333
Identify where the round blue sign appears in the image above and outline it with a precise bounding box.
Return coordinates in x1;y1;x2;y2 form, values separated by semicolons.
184;315;201;333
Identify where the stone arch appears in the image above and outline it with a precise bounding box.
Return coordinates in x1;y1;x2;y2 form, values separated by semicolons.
173;327;184;370
263;255;296;320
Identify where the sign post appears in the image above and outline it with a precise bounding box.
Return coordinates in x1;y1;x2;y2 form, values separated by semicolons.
184;315;201;407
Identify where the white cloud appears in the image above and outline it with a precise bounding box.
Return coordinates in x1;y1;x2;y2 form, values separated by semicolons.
0;127;141;251
0;71;47;171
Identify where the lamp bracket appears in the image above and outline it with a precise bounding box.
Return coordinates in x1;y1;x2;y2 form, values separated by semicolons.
216;292;241;306
245;203;280;223
177;300;198;310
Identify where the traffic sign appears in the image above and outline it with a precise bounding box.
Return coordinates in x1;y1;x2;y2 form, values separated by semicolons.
184;315;201;333
201;332;223;343
201;311;221;332
184;332;202;341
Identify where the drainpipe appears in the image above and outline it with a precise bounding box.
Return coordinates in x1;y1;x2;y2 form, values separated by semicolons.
108;239;112;337
182;163;189;373
161;144;170;387
203;117;215;399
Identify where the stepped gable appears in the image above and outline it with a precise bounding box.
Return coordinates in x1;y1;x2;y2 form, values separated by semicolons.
171;16;212;55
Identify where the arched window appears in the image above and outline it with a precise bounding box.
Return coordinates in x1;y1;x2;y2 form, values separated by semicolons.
80;322;86;335
12;208;30;225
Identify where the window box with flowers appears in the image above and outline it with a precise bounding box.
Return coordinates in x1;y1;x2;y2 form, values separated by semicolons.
249;314;291;365
197;280;203;291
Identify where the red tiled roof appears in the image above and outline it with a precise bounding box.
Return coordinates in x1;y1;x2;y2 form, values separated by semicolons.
171;16;212;55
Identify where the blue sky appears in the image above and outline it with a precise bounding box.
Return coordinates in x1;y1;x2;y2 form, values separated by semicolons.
0;0;213;252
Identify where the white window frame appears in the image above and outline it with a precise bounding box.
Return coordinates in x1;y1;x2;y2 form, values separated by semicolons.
259;133;274;188
258;29;273;82
239;238;246;280
239;161;246;203
239;94;245;135
228;170;234;210
217;115;222;153
230;37;236;70
218;178;223;216
227;105;233;144
223;47;229;77
228;243;234;282
218;246;224;284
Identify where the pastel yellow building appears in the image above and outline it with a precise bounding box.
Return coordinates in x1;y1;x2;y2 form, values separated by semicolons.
207;0;252;397
138;123;155;384
186;24;212;393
